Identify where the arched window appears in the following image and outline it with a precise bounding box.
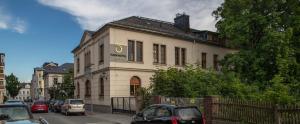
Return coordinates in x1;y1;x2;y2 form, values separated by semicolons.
85;80;91;98
130;76;141;96
77;82;80;98
99;78;104;96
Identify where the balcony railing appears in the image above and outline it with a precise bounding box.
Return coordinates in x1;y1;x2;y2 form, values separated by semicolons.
0;85;4;89
0;62;4;66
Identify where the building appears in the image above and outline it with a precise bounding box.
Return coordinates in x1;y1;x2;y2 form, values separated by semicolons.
43;63;73;100
72;14;236;112
31;67;45;100
0;53;6;103
31;62;73;100
15;83;31;101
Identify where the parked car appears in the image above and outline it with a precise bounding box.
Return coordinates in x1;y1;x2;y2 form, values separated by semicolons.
49;99;57;111
131;104;204;124
0;104;48;124
31;101;48;113
4;100;25;105
53;100;64;112
61;99;85;116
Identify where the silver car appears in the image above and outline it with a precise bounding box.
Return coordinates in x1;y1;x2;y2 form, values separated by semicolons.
61;99;85;116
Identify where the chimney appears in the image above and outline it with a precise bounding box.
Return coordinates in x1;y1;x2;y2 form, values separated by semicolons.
174;13;190;32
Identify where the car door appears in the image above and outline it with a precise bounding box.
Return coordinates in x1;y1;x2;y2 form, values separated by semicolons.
135;106;157;124
152;106;172;124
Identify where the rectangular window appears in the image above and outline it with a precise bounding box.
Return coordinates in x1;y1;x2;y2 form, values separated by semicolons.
99;44;104;64
181;48;186;66
175;47;180;65
136;41;143;62
153;44;159;63
213;54;219;71
99;78;104;96
53;78;58;84
128;40;135;61
84;51;91;71
0;81;3;85
76;58;80;73
202;52;206;69
160;45;166;64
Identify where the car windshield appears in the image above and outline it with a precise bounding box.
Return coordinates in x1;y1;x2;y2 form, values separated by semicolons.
175;107;201;120
0;106;30;121
70;100;83;104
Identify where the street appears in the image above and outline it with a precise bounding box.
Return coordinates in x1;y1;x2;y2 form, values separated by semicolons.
32;112;132;124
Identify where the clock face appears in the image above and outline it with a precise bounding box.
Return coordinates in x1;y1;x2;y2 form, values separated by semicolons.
115;45;123;53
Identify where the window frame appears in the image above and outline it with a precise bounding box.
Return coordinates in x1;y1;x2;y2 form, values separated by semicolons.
160;45;166;64
202;52;207;69
153;44;159;63
175;47;180;65
136;41;143;62
99;44;104;64
181;48;186;66
99;78;104;97
127;40;135;61
213;54;219;71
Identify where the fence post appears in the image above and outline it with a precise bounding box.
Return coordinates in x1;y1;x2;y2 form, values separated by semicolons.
204;96;219;124
274;104;281;124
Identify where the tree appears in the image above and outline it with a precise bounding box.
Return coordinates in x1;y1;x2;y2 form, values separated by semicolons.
60;69;75;99
5;73;21;98
213;0;300;102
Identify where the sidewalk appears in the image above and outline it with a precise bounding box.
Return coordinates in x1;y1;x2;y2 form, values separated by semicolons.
86;111;132;124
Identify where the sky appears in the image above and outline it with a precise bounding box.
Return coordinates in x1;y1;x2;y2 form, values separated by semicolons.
0;0;223;82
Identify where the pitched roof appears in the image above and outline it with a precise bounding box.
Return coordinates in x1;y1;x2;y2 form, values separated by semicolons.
44;63;73;75
72;16;229;53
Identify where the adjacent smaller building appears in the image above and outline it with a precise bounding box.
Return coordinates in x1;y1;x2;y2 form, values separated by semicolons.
31;62;73;100
15;83;31;101
44;63;73;100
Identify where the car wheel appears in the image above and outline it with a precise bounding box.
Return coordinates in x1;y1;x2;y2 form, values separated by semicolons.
82;112;85;116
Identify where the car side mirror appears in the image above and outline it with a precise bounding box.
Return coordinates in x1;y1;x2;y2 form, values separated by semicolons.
137;112;143;117
39;117;49;124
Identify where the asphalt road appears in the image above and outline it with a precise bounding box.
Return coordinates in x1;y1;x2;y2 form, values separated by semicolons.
32;112;122;124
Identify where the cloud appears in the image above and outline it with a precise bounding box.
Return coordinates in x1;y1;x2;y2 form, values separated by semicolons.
38;0;223;31
0;7;27;34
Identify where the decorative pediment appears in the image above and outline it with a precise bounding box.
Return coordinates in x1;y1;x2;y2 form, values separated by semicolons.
79;31;94;46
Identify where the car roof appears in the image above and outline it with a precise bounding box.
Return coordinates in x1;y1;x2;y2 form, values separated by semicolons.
0;104;28;108
6;100;22;102
149;104;176;108
67;99;83;100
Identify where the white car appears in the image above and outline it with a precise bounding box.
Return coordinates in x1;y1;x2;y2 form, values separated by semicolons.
61;99;85;116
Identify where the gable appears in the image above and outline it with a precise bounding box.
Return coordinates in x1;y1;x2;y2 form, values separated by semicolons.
79;31;93;46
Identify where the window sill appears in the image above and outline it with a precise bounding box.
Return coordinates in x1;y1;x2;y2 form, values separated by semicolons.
153;63;167;66
98;95;104;100
127;61;144;64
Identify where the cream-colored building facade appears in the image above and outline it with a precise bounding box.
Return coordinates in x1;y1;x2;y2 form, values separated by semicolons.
31;68;45;100
0;53;6;103
15;83;31;101
72;14;236;112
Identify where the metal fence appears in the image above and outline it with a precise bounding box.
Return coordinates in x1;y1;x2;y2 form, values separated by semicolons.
111;97;136;114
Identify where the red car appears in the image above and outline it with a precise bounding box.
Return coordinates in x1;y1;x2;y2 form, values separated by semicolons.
31;101;48;113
